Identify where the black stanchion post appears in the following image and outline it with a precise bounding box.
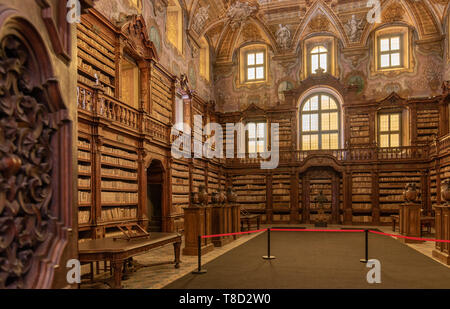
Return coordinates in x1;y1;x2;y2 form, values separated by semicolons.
192;235;207;274
263;228;276;260
360;229;369;263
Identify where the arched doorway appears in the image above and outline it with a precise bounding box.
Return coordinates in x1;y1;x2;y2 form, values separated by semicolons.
147;160;165;232
301;167;341;224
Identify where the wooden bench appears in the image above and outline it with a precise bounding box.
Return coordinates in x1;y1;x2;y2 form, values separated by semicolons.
78;232;181;289
240;210;261;232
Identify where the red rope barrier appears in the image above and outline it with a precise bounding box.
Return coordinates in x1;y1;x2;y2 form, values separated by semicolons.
201;229;268;239
199;227;450;243
369;230;450;243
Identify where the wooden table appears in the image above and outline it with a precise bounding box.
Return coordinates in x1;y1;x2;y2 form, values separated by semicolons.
78;233;182;289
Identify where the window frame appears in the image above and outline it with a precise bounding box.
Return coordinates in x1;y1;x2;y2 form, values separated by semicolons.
299;93;341;151
244;49;266;83
378;112;402;148
377;33;404;70
310;45;328;74
246;121;267;155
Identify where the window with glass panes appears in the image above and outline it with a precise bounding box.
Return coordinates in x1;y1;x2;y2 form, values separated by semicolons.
246;51;265;82
301;94;339;150
310;46;328;74
379;113;401;148
247;122;266;154
378;35;402;69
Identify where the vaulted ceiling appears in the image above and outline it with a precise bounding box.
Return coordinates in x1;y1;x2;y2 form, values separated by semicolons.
184;0;449;64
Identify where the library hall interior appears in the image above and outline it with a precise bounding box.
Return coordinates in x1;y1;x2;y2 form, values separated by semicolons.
2;0;450;291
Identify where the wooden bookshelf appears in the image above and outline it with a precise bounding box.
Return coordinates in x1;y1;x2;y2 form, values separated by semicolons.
378;171;421;223
272;173;290;212
233;174;266;211
349;113;370;145
78;137;92;227
351;172;372;223
416;108;439;143
99;143;139;234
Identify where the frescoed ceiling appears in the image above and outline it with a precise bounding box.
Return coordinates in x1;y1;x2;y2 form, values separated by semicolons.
185;0;448;64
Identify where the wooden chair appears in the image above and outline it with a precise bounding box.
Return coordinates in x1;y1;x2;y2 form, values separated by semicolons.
391;215;400;232
240;209;261;232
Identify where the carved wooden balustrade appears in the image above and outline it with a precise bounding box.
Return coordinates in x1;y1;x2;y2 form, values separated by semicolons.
227;145;431;167
144;115;170;144
77;84;172;144
430;134;450;158
97;93;139;130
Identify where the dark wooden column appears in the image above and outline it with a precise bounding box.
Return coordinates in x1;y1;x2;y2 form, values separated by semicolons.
266;173;273;223
421;170;429;215
166;158;174;232
439;97;449;138
290;170;299;223
137;148;147;229
343;171;352;224
92;133;103;238
369;111;376;145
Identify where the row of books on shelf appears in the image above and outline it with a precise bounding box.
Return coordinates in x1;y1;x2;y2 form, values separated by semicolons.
78;178;91;187
79;191;91;204
101;192;138;203
77;74;114;97
379;196;407;202
352;176;372;184
78;164;91;173
77;38;115;68
78;49;115;76
79;210;90;224
77;30;115;59
78;56;114;84
102;145;137;158
78;139;90;149
102;168;137;178
352;216;372;223
78;150;90;160
101;180;138;190
101;155;137;168
273;189;290;195
101;207;137;221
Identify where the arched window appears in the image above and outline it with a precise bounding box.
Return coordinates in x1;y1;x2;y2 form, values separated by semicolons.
199;37;210;82
167;0;183;53
310;45;328;74
300;94;340;150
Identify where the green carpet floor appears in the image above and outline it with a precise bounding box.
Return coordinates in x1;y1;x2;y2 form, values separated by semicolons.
165;231;450;289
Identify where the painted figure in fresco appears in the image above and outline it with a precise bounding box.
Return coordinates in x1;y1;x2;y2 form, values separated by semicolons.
345;14;365;42
276;24;291;50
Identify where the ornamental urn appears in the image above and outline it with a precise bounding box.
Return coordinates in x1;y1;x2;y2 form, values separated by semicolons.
403;183;418;203
218;189;227;204
227;187;237;203
211;191;219;204
441;179;450;203
198;185;208;205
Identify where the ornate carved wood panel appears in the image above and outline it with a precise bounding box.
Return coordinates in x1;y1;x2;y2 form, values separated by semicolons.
0;10;73;289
